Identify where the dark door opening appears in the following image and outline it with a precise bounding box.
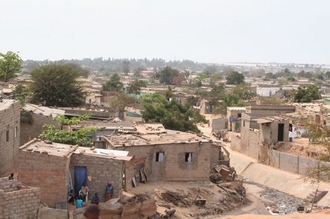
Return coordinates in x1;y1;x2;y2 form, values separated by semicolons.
74;166;88;195
278;124;284;141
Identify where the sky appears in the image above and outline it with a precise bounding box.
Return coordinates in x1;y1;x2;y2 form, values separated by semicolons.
1;0;330;64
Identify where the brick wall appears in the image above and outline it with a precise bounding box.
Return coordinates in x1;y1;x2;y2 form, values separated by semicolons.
20;114;59;146
0;177;40;219
18;151;69;208
70;154;123;202
115;141;213;185
0;100;20;177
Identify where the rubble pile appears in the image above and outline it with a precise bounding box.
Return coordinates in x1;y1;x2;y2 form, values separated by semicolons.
210;165;237;183
244;180;306;215
95;193;157;219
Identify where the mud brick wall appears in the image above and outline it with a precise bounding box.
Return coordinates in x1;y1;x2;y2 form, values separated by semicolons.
116;141;212;184
20;114;59;146
70;154;123;202
0;100;20;177
0;177;40;219
18;151;69;208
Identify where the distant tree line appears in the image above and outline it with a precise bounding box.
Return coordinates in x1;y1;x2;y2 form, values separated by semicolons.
23;58;225;74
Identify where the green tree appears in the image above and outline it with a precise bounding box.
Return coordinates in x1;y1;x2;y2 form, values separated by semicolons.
29;63;85;107
141;93;207;133
226;71;245;85
159;66;179;85
109;92;138;118
12;84;29;106
39;114;96;146
103;73;123;92
122;60;130;74
128;79;147;95
294;85;321;103
0;51;23;82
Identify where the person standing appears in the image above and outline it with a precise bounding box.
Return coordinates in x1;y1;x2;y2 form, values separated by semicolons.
79;184;90;202
105;182;113;201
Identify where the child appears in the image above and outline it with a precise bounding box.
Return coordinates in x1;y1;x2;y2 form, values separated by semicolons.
91;193;100;205
76;195;83;208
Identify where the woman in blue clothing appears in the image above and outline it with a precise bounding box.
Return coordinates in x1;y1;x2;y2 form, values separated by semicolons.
105;182;113;201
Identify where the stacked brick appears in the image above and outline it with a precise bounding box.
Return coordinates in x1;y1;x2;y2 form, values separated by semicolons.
0;177;40;219
70;154;123;202
0;100;20;177
18;150;69;208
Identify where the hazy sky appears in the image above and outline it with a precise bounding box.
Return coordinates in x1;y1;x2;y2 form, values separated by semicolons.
1;0;330;64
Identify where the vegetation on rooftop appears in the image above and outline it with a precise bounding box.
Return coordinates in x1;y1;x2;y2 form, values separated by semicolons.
39;114;96;146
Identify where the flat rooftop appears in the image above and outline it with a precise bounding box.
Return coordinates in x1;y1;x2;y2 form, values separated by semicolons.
19;139;76;157
104;129;211;147
20;139;132;161
0;99;17;111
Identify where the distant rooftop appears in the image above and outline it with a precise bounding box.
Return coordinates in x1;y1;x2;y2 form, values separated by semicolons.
23;103;65;118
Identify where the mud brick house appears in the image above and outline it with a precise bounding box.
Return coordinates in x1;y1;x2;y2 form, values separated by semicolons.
231;114;289;163
102;123;229;190
0;99;20;177
18;139;131;208
0;177;40;218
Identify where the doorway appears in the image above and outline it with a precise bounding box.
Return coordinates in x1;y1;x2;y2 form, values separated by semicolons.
74;166;88;195
278;124;284;141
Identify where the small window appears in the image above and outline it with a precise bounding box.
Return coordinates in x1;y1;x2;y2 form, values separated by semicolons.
238;113;242;118
243;121;245;127
14;127;18;138
6;130;9;142
185;153;192;162
156;152;165;162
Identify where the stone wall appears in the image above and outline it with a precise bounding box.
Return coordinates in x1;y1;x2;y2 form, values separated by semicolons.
20;114;59;146
115;141;214;184
70;154;123;202
0;100;20;177
18;150;69;208
0;177;40;219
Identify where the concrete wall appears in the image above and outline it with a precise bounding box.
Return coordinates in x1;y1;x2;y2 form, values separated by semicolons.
211;118;227;131
269;149;330;181
70;154;123;202
246;105;295;115
20;114;59;146
0;101;20;177
0;177;40;219
18;151;69;208
115;141;214;183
